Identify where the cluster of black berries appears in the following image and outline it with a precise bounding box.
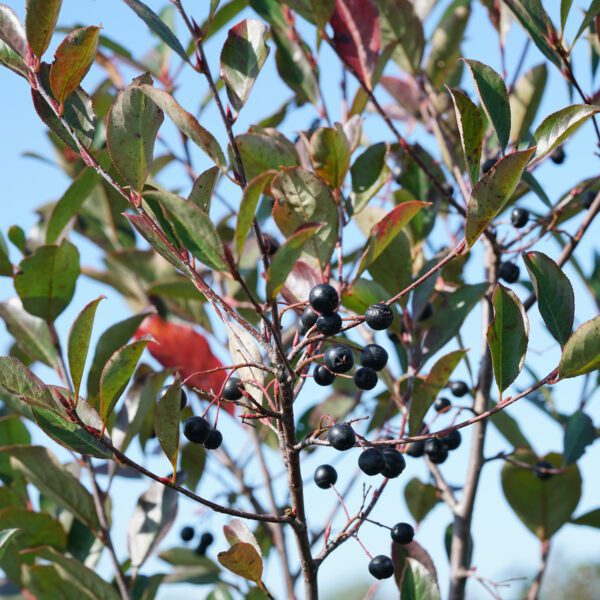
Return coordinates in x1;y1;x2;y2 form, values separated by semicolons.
180;526;214;555
301;283;343;337
368;522;415;579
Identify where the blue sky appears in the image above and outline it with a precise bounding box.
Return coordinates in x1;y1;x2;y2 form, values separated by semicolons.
0;1;599;599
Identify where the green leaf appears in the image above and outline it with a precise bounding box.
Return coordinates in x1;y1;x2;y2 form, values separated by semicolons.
46;167;101;244
501;451;581;540
375;0;424;75
50;26;100;106
272;167;339;271
523;251;574;346
0;297;60;368
100;339;149;423
220;19;269;112
68;296;104;399
138;84;226;168
563;411;596;465
404;478;440;523
571;508;600;528
0;415;31;445
444;523;473;568
25;0;62;57
235;171;275;257
422;283;488;360
0;507;66;551
107;74;164;193
0;232;12;277
280;0;334;29
266;225;320;300
400;557;441;600
357;201;428;275
465;148;535;248
462;59;511;150
180;442;206;492
123;0;189;64
487;284;529;395
155;379;181;476
218;542;263;584
144;189;227;271
409;349;467;435
490;403;532;450
350;143;389;213
559;316;600;378
509;64;547;144
0;528;20;561
4;446;99;531
560;0;574;31
533;105;600;161
308;126;351;189
573;0;600;44
0;357;55;411
341;277;392;315
14;241;79;323
0;5;26;57
447;87;484;185
0;38;27;78
86;312;151;404
189;166;220;212
235;129;299;181
128;481;178;572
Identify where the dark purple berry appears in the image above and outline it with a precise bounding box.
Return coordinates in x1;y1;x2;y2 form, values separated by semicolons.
441;429;462;451
358;447;385;476
535;460;554;480
354;367;378;390
424;438;442;456
324;344;354;373
482;156;498;173
309;284;339;314
391;522;414;544
582;191;596;209
434;397;451;413
550;146;565;164
498;261;520;284
449;381;469;397
406;440;425;458
183;417;211;444
180;526;194;542
368;555;394;579
200;532;214;547
314;365;335;386
316;312;342;335
327;423;356;451
204;429;223;450
301;307;319;329
314;464;337;489
418;302;433;322
429;446;449;464
511;208;529;228
381;448;406;478
364;303;394;330
223;377;244;401
360;344;388;371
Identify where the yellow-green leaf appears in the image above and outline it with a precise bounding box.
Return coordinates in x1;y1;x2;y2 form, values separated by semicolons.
218;542;263;583
25;0;62;57
559;316;600;378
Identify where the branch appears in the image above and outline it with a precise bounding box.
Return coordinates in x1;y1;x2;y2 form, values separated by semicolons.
527;540;551;600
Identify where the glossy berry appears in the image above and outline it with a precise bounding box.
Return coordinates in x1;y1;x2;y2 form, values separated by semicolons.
406;440;425;458
434;397;451;413
418;302;433;322
429;446;449;464
441;429;462;451
204;429;223;450
183;416;211;444
364;303;394;330
223;377;244;401
381;448;406;478
511;208;529;229
301;307;319;329
550;146;565;164
498;261;520;284
482;157;497;173
158;385;188;410
180;526;194;542
327;423;356;451
391;522;414;544
360;344;388;371
316;312;342;336
535;460;554;480
309;284;339;314
354;367;378;391
324;344;354;373
424;438;442;456
314;365;335;386
314;464;337;489
449;381;469;397
368;555;395;580
358;447;385;476
200;532;214;548
582;190;596;209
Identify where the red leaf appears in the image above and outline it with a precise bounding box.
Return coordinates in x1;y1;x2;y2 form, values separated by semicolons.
135;315;228;403
330;0;380;89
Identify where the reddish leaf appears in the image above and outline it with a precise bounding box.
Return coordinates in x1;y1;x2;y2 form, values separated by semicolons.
135;316;227;404
330;0;380;89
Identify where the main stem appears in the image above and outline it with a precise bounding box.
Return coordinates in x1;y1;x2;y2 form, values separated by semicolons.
449;241;497;599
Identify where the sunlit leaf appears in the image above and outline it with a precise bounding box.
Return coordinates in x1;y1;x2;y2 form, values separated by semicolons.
559;316;600;378
154;378;181;476
25;0;62;57
218;542;263;583
308;126;351;189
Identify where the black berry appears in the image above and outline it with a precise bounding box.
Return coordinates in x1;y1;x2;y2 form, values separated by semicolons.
183;416;211;444
498;261;520;284
314;365;335;386
158;385;188;410
262;234;280;256
534;460;554;480
381;448;406;478
354;367;378;390
301;307;319;329
417;302;433;322
364;303;394;330
582;190;596;209
314;464;337;489
391;522;414;544
449;381;469;397
550;146;565;164
358;447;385;476
223;377;244;401
424;438;442;456
204;429;223;450
482;157;497;173
360;344;388;371
316;312;342;336
511;208;529;228
368;555;394;580
200;532;214;547
406;440;425;458
324;344;354;373
441;429;462;450
180;526;194;542
429;445;449;465
309;284;339;314
327;423;356;451
434;397;451;413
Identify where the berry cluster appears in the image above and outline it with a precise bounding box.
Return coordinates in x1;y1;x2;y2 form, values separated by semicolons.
180;526;214;555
